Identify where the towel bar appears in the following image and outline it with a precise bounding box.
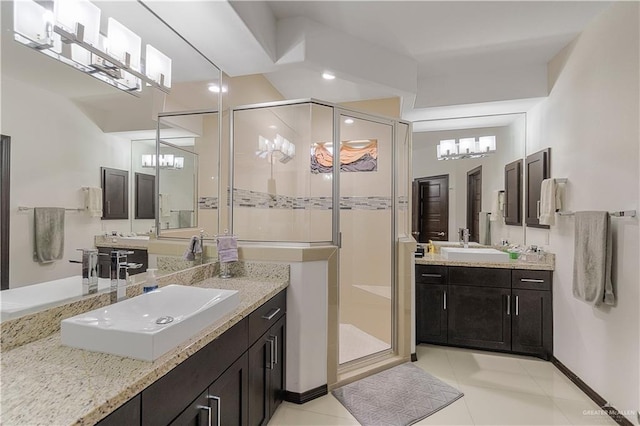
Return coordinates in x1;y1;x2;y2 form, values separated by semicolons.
18;206;84;212
558;210;636;218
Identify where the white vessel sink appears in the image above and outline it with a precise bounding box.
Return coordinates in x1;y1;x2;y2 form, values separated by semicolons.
441;247;510;262
61;285;240;361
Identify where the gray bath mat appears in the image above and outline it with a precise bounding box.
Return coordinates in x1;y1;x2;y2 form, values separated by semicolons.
332;363;463;426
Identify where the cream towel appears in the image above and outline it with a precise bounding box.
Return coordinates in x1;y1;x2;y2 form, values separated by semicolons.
489;190;502;222
84;187;103;217
33;207;65;263
159;193;171;217
539;178;562;226
479;212;491;245
572;211;614;306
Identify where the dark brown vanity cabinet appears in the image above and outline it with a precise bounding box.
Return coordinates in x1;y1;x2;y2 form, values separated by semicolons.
525;148;551;229
97;290;287;426
135;173;155;220
101;167;129;220
415;265;448;344
504;159;522;226
416;266;553;360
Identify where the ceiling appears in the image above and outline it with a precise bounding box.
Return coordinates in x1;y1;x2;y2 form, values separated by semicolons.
142;0;611;126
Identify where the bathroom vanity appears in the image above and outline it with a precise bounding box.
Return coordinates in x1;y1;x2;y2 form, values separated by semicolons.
415;255;553;360
0;268;288;426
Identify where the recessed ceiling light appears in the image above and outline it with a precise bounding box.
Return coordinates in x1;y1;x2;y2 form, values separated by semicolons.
344;118;354;124
322;72;335;80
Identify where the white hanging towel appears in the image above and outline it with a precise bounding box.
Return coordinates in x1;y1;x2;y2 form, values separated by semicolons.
489;190;502;222
84;187;103;217
539;178;562;226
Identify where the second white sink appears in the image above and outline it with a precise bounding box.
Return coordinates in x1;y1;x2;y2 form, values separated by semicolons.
61;285;240;361
440;247;510;262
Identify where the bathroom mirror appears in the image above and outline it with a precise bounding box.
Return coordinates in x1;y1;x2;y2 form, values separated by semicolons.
0;0;221;315
412;113;526;246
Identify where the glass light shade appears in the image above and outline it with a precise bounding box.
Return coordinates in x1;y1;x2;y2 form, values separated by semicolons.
478;136;497;152
174;157;184;169
159;154;174;167
439;139;458;157
106;18;141;71
458;138;477;154
54;0;101;66
145;44;172;88
274;134;284;151
14;0;53;45
141;154;155;167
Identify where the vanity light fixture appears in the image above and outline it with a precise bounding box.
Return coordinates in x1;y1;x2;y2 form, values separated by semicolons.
141;154;184;169
13;0;172;95
436;136;497;161
256;134;296;164
322;72;336;80
208;84;227;93
344;118;354;124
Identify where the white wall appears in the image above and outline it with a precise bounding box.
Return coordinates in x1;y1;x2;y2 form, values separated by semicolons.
2;77;133;287
526;3;639;422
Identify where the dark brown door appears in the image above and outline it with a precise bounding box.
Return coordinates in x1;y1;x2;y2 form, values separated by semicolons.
413;175;449;243
0;135;10;290
101;167;129;220
525;148;551;229
504;159;522;226
267;316;286;419
135;173;155;219
467;166;482;243
511;289;553;359
248;333;271;426
208;353;249;426
169;390;210;426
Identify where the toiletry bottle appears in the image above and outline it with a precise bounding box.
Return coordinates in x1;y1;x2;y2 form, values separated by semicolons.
143;269;159;293
428;240;435;254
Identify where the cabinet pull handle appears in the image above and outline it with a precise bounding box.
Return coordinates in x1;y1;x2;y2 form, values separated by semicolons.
266;337;275;370
421;273;442;278
197;405;212;426
443;291;447;310
536;200;541;219
271;334;278;365
506;295;511;315
520;278;545;283
515;295;519;316
208;395;221;426
107;200;111;215
262;307;281;321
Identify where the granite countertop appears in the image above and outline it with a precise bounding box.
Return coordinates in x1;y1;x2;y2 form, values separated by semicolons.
0;277;288;426
415;253;555;271
94;235;150;250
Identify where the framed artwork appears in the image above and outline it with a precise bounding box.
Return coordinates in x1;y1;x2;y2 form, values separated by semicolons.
311;139;378;173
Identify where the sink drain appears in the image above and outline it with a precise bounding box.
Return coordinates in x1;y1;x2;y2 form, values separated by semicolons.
156;316;174;325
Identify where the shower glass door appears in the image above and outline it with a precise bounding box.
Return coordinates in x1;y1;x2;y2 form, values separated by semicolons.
336;110;394;365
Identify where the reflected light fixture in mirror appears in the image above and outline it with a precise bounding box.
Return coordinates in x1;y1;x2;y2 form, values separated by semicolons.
141;154;184;169
12;0;172;95
257;134;296;163
436;135;496;160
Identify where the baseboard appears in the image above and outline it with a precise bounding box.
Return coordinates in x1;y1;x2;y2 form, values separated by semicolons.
284;385;328;405
411;352;417;362
551;357;634;426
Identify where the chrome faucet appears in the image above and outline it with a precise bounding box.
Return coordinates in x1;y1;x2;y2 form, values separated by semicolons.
110;250;132;303
70;249;99;295
459;228;470;248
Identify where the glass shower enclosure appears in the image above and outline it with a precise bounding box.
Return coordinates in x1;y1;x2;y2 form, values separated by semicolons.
231;99;411;367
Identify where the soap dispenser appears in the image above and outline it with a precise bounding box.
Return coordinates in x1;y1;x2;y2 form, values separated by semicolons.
143;269;159;293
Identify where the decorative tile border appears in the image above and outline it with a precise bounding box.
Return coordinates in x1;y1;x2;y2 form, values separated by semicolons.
233;188;394;210
198;196;218;209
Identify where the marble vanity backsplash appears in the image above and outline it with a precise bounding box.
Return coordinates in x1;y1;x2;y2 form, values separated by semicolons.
1;261;290;352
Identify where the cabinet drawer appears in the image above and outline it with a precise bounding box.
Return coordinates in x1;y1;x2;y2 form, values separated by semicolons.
415;265;447;285
449;267;511;288
512;270;552;291
97;395;140;426
249;290;287;344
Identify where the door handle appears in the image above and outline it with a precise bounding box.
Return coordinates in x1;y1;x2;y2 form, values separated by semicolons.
436;232;445;236
208;395;221;426
266;337;275;370
271;334;278;365
515;295;519;316
261;307;281;321
521;278;545;283
506;295;511;315
107;200;111;214
536;200;541;219
443;291;447;310
421;273;442;278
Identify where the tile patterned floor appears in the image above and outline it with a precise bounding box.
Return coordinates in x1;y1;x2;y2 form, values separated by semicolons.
269;344;618;425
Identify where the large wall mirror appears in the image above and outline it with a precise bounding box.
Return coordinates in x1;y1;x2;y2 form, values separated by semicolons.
412;113;526;246
0;0;221;315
